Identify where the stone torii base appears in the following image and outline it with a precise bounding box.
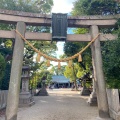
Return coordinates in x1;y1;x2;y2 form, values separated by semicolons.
87;92;97;106
80;87;91;96
96;117;113;120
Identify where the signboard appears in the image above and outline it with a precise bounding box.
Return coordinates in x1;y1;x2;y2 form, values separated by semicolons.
52;13;68;42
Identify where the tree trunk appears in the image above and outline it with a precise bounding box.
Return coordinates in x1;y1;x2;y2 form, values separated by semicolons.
74;80;78;91
72;64;78;91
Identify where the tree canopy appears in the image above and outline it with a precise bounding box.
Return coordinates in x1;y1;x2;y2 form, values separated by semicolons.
0;0;55;90
71;0;120;88
72;0;120;16
0;0;53;13
63;30;92;83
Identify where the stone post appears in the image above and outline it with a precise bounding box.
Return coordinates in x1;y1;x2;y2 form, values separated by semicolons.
5;22;26;120
90;25;110;119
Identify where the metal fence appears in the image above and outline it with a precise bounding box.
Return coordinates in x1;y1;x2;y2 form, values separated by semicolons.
0;90;8;110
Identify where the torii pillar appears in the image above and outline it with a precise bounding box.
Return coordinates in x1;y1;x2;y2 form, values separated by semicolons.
90;25;111;119
5;21;26;120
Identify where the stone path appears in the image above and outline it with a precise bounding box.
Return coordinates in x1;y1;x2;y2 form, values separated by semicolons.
0;89;98;120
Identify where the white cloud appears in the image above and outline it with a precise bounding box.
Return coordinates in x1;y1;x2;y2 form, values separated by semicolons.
56;42;65;58
52;0;76;13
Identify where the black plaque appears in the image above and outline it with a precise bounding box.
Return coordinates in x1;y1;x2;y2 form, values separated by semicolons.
52;13;67;42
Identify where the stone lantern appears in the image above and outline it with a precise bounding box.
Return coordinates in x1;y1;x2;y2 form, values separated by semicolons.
19;65;35;107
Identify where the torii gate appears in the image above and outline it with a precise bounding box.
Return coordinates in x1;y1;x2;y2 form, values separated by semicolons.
0;9;118;120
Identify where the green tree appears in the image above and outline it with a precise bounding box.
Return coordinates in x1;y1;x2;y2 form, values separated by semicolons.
30;70;52;89
1;63;11;90
71;0;120;88
0;39;13;90
101;20;120;88
0;53;6;89
63;35;92;81
0;0;55;90
72;0;120;16
50;65;66;75
0;0;53;13
64;63;84;90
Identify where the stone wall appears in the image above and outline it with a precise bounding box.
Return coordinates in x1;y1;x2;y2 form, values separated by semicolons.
0;90;8;110
107;89;120;120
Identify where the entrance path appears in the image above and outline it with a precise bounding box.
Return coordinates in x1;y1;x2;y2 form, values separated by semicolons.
1;89;98;120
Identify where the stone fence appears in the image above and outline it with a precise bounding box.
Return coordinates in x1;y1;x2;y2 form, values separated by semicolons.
107;89;120;120
0;90;8;110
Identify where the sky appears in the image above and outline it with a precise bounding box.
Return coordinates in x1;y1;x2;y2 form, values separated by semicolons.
52;0;75;13
51;0;76;61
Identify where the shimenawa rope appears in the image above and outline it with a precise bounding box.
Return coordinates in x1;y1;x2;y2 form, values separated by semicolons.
14;29;100;67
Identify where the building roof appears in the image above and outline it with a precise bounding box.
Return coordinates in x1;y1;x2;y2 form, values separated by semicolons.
52;75;70;83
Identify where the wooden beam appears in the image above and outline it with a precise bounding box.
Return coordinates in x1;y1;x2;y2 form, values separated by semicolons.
0;9;118;27
68;19;116;28
0;30;117;41
1;9;119;20
25;32;92;41
0;14;116;28
0;30;15;38
67;34;91;41
25;32;51;41
100;34;118;41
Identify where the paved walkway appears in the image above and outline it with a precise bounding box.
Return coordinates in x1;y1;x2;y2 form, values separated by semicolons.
1;89;98;120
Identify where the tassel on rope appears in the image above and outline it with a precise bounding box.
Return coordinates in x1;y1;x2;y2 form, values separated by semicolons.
78;54;82;62
68;60;72;68
36;53;41;62
58;62;61;69
47;60;50;67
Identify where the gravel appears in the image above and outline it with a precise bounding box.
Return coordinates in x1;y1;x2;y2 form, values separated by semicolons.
0;89;98;120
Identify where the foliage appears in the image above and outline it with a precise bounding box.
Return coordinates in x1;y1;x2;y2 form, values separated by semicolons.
102;19;120;88
71;0;120;88
50;65;66;75
72;0;120;16
64;25;92;90
64;63;85;81
0;0;55;90
64;42;81;57
64;65;76;82
1;63;11;90
0;53;6;89
64;63;86;90
64;38;92;79
30;72;38;89
73;28;88;34
0;0;53;13
30;70;52;89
